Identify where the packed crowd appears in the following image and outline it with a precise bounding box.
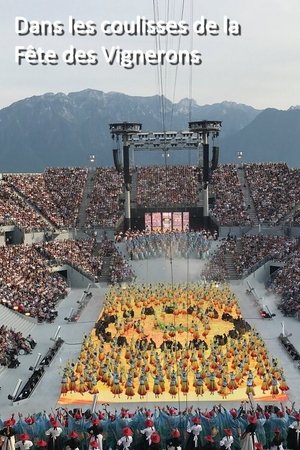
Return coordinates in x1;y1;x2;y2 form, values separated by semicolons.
0;182;49;232
2;164;300;232
210;165;251;226
0;238;134;322
203;244;229;282
0;326;35;368
226;235;297;277
4;168;87;228
205;235;298;281
268;247;300;317
0;244;68;321
35;239;105;282
136;166;200;207
125;230;213;260
291;209;300;226
244;163;300;224
109;247;135;284
85;168;123;228
36;239;134;284
1;403;300;450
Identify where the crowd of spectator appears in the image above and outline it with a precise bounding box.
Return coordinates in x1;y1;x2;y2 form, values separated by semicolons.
268;247;300;317
244;163;300;224
204;235;298;281
35;238;104;281
0;182;49;232
291;209;300;226
203;233;300;319
3;163;300;322
0;244;68;321
35;238;134;284
210;165;251;226
125;229;213;260
0;326;34;368
2;164;300;232
5;168;87;229
227;235;297;276
202;241;229;281
136;165;200;206
0;236;136;324
85;168;123;228
109;247;135;284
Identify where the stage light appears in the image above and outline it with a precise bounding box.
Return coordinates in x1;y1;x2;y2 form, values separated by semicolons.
8;378;22;403
50;326;61;342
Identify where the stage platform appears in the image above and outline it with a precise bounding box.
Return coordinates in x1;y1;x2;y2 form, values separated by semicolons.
58;281;289;405
1;255;299;417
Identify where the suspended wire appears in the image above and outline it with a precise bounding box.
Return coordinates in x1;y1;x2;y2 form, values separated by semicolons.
153;0;166;133
154;0;172;202
168;233;182;411
184;1;195;402
150;0;198;407
164;0;170;110
188;0;194;165
188;0;194;124
152;0;169;203
170;0;186;130
185;230;191;409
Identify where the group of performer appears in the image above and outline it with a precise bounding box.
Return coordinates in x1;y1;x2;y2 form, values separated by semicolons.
1;410;300;450
0;417;103;450
59;282;289;401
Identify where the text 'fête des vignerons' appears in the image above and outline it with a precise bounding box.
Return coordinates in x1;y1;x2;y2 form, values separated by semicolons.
14;16;242;68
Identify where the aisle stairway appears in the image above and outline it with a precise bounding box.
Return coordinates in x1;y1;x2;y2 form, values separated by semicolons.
0;304;36;335
93;242;113;283
7;183;56;230
236;167;259;226
224;239;242;280
98;256;112;282
77;170;97;229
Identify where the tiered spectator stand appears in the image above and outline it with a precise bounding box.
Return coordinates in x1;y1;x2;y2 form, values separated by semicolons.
217;222;300;240
235;166;259;227
77;169;97;230
223;238;242;280
3;176;58;230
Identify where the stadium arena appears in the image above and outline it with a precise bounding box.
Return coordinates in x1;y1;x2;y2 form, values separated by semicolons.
1;151;300;448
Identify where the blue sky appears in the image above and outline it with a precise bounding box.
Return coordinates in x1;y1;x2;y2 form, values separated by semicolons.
1;0;300;109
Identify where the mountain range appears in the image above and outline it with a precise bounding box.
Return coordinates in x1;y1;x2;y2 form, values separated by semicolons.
0;89;299;172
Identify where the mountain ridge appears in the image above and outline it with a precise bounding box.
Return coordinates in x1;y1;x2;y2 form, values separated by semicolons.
0;89;299;171
221;108;300;166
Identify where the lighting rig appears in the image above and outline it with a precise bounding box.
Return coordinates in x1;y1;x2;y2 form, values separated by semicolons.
110;120;222;228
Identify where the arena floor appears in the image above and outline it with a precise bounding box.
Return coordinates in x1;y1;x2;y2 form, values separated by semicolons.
0;250;299;417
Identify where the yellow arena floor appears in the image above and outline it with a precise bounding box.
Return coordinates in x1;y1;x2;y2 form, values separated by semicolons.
58;282;289;405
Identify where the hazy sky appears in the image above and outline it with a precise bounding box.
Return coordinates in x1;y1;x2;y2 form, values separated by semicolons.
1;0;300;110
